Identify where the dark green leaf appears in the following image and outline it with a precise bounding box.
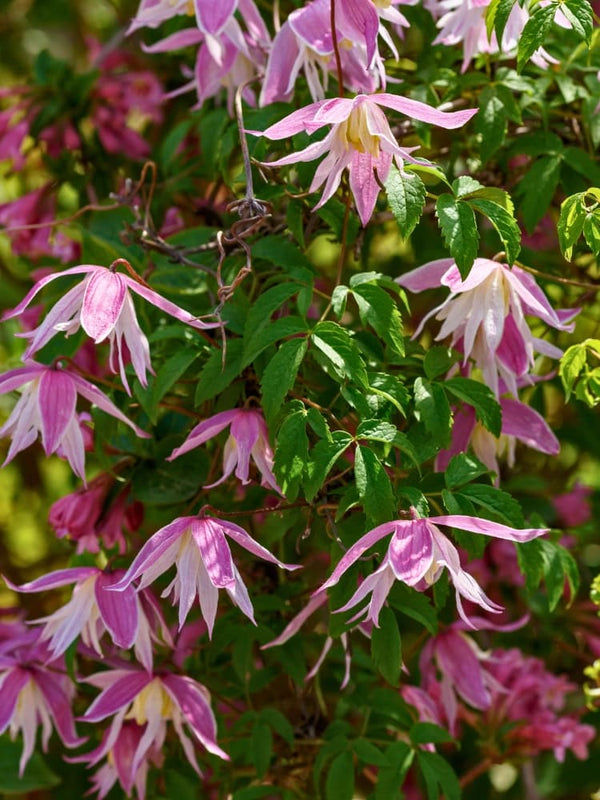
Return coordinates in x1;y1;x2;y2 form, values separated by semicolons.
251;722;273;778
311;321;369;389
261;338;308;423
557;193;587;260
468;197;521;264
475;89;507;162
413;377;453;446
515;155;562;234
561;0;593;42
304;431;353;501
389;583;438;634
459;483;524;527
0;741;60;793
444;377;502;437
445;453;491;489
352;283;405;356
353;738;388;767
274;405;308;500
424;347;459;380
195;340;243;405
354;445;397;524
410;722;454;745
435;194;479;277
486;0;518;44
517;3;559;71
417;751;461;800
325;751;355;800
371;607;402;685
135;348;198;424
385;164;427;239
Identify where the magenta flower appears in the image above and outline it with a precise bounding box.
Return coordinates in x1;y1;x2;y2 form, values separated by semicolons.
6;567;172;672
553;482;593;528
168;407;282;493
79;667;228;778
397;257;578;397
436;396;560;481
3;262;219;393
69;720;162;800
110;515;300;636
255;93;476;225
0;362;149;480
0;632;85;775
316;509;547;627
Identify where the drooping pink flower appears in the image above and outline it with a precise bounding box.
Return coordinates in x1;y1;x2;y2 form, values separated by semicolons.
553;482;593;528
254;94;476;225
0;185;79;263
69;720;163;800
110;514;300;636
5;568;172;672
315;508;547;627
49;473;143;555
168;407;282;493
0;361;149;480
436;396;560;482
3;262;219;393
0;630;85;775
79;667;228;778
397;257;578;397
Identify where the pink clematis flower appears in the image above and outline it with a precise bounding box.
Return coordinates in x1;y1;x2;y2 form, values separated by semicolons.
5;568;172;672
397;257;578;397
315;508;547;627
3;261;219;394
79;667;228;778
436;396;560;482
70;720;163;800
110;514;300;636
168;407;282;493
553;482;593;528
0;361;148;480
255;93;476;226
49;473;144;555
0;630;85;775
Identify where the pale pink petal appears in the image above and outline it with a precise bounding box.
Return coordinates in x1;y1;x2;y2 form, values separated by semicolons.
336;0;379;66
94;573;139;649
4;567;97;593
229;411;259;484
81;271;127;342
257;100;328;139
167;409;237;460
38;370;77;456
83;672;153;722
2;265;96;321
427;515;548;543
34;669;86;747
194;0;236;34
318;521;397;592
162;674;229;759
500;398;559;455
388;520;435;585
219;518;301;570
123;275;220;330
259;23;300;106
396;259;455;291
191;518;236;588
142;28;205;53
69;372;149;438
375;93;477;128
262;593;327;649
226;566;256;623
0;668;29;731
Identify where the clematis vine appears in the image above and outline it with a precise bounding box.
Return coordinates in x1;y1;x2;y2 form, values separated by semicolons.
5;568;172;672
110;514;300;635
0;361;149;480
79;667;228;777
315;509;547;627
3;261;220;393
255;93;476;225
397;257;578;397
168;407;282;493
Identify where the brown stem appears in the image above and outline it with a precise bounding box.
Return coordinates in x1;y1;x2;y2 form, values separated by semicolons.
330;0;344;97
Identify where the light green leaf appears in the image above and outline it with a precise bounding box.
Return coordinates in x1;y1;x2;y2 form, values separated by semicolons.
561;0;593;43
261;338;308;423
326;751;355;800
475;89;507;162
355;445;396;524
444;377;502;436
468;197;521;264
417;751;461;800
517;3;559;71
385;164;427;239
303;431;353;501
351;283;405;356
274;405;308;500
311;321;369;389
413;377;453;446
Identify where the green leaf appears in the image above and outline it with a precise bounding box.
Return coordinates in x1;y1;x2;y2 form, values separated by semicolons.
371;607;402;685
444;377;502;437
132;448;209;505
435;194;479;278
413;377;452;447
557;193;587;260
304;431;353;501
353;738;388;767
260;708;295;746
354;445;397;524
135;348;198;424
459;483;524;527
475;89;507;162
195;340;243;405
351;283;405;356
311;321;369;389
332;285;349;317
445;453;491;489
561;0;593;43
515;155;562;234
251;721;273;778
389;583;438;634
326;751;355;800
274;405;308;500
583;213;600;257
385;164;427;239
517;3;559;71
417;751;461;800
261;338;308;423
410;722;454;745
468;197;521;264
0;740;60;793
560;341;591;400
452;176;483;198
375;743;414;800
486;0;518;43
424;347;459;380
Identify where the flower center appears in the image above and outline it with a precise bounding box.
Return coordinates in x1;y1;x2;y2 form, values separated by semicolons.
126;679;173;724
339;104;380;157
